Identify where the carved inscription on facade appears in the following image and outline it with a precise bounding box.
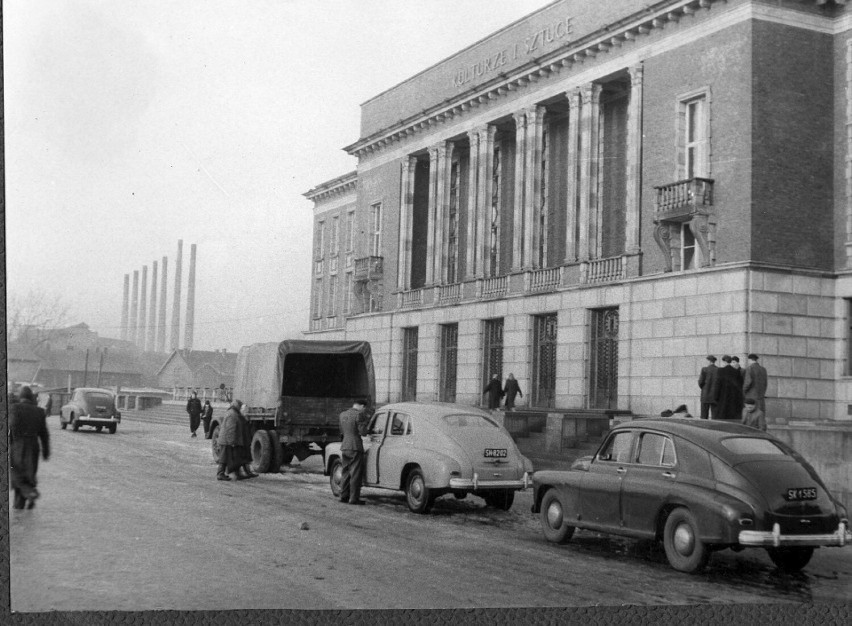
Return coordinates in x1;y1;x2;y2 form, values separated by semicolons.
451;17;574;88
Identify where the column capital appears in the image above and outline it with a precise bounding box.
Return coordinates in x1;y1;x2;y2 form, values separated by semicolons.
580;82;602;104
513;109;527;127
525;104;546;125
403;155;417;174
628;64;644;85
566;88;581;106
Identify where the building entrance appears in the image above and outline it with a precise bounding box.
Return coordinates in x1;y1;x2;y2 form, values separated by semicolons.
590;308;619;409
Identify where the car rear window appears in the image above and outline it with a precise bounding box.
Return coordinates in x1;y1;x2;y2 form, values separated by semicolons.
443;414;498;428
85;393;113;404
720;437;785;456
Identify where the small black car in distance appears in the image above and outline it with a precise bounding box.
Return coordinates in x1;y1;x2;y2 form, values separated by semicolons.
531;418;850;573
59;387;121;434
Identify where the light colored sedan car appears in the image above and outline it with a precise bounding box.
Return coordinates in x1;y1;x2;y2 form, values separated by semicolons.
60;387;121;434
324;402;533;513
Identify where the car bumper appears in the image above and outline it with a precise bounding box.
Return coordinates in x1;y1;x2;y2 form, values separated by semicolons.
79;416;120;424
449;472;531;491
739;522;851;547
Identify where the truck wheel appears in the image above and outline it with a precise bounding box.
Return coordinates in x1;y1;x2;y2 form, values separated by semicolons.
210;425;221;462
329;458;343;498
251;430;272;473
266;429;282;473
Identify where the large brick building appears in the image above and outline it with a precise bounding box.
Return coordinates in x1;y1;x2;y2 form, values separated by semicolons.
304;0;852;503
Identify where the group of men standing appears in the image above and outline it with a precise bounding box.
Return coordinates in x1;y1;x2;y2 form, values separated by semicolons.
698;353;768;425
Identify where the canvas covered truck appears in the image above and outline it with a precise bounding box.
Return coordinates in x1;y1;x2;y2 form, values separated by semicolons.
209;340;375;473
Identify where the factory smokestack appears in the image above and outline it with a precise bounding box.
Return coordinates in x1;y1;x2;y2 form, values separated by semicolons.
120;274;130;341
184;244;197;351
157;256;168;353
170;240;183;351
137;265;148;348
147;261;158;351
129;271;139;348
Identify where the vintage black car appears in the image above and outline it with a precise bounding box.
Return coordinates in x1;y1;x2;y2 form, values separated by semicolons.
532;418;849;573
59;387;121;434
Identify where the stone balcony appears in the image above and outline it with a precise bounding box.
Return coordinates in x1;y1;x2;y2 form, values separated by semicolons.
354;256;383;282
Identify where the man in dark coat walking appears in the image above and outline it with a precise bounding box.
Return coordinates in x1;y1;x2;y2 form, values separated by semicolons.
483;374;504;410
10;386;50;509
715;355;744;420
339;399;370;505
743;353;768;412
503;374;523;411
186;391;203;438
698;355;719;420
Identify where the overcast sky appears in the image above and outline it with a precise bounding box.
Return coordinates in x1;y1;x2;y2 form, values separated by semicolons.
4;0;553;352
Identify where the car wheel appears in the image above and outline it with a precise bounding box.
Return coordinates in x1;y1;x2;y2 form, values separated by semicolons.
485;490;515;511
71;414;80;432
767;547;814;572
663;508;709;573
250;430;272;473
405;468;433;514
540;489;575;544
266;429;282;473
210;425;221;462
96;425;103;433
108;424;117;434
329;458;343;498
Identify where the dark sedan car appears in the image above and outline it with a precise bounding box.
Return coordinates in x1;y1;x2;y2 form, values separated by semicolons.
532;418;849;573
60;387;121;434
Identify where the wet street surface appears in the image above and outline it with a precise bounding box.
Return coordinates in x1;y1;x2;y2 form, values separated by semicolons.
10;416;852;611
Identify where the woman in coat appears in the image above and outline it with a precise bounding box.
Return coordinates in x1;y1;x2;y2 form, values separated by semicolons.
215;400;258;481
201;400;214;439
10;386;50;509
503;373;523;411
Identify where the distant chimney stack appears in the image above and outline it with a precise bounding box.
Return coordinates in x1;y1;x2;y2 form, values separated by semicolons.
157;255;168;353
170;240;183;351
184;243;197;351
147;260;158;351
137;265;148;348
120;274;130;341
129;271;139;347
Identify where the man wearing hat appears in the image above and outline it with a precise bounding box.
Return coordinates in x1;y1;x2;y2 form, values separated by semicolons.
698;355;719;420
743;353;768;413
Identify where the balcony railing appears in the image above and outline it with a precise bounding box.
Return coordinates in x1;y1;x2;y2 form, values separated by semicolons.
526;267;562;293
400;289;423;309
653;177;714;221
480;275;508;298
437;283;461;304
582;256;625;284
354;256;383;281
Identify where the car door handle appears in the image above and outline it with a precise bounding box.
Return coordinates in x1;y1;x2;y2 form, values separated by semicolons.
616;467;626;475
662;471;675;479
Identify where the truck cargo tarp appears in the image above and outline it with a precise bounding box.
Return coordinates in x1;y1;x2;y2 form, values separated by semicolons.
234;340;374;409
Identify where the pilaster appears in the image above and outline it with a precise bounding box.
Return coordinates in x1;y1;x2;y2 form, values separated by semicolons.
398;156;416;290
511;110;527;272
564;89;581;264
525;105;546;269
426;146;439;285
626;65;644;255
466;130;480;279
433;142;450;285
478;126;497;277
578;83;602;261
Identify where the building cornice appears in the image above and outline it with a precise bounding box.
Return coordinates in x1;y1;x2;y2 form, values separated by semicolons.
344;0;841;160
303;171;358;202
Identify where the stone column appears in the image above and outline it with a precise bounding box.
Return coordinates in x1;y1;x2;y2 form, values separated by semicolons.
578;83;602;261
564;89;581;264
465;130;480;279
441;142;456;283
626;65;644;254
478;126;496;277
524;105;545;269
432;143;449;285
425;147;439;285
398;157;416;290
511;111;527;272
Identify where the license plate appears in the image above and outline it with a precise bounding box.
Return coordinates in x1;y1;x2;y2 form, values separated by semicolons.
785;487;817;501
484;448;507;458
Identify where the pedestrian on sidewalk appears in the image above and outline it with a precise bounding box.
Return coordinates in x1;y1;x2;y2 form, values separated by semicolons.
215;399;258;481
503;374;523;411
483;374;504;411
186;391;203;438
10;386;50;510
698;355;719;420
338;399;370;505
201;400;213;439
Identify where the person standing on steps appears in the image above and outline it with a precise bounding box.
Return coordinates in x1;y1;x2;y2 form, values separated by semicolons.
186;390;203;438
338;399;370;505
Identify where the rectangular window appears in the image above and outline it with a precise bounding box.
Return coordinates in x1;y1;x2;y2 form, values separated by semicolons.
312;278;323;319
402;327;418;401
482;318;504;393
680;223;700;270
327;274;337;317
532;313;557;408
439;323;458;403
315;221;326;259
344;272;353;315
678;92;709;180
371;202;382;257
330;216;339;256
346;211;355;252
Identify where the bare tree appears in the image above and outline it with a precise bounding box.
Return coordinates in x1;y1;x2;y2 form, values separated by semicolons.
6;290;72;350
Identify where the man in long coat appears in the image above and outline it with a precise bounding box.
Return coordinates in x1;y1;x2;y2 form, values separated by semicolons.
715;355;744;420
339;399;369;505
186;391;203;438
483;374;504;410
215;399;257;480
697;355;719;420
10;386;50;509
743;353;768;412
